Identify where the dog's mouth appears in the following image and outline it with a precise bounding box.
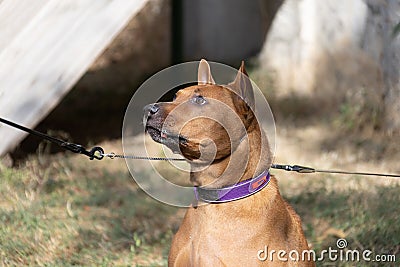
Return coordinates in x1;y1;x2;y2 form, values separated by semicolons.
145;125;188;151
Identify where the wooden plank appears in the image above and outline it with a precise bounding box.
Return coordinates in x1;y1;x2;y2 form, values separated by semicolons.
0;0;52;51
0;0;147;156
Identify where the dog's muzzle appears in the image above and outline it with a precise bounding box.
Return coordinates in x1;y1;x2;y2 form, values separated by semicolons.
144;103;188;153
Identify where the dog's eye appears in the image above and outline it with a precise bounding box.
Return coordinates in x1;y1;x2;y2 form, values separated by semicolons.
192;95;207;105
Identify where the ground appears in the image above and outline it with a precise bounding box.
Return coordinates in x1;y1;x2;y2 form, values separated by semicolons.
1;118;399;266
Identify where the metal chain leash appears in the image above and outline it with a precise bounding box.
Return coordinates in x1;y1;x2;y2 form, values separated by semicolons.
101;152;185;161
1;117;399;178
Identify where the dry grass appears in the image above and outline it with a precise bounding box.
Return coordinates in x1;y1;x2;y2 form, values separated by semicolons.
0;141;180;266
1;130;399;266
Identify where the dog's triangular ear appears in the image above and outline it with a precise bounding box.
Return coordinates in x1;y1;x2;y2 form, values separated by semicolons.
198;59;216;85
229;61;254;110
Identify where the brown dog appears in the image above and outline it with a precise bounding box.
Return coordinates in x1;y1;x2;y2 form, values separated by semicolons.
144;60;315;266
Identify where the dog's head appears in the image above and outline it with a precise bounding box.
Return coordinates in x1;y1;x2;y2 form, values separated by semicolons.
144;59;255;163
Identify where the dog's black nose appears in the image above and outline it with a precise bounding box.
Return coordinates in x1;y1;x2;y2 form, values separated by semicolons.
144;103;160;116
150;104;159;114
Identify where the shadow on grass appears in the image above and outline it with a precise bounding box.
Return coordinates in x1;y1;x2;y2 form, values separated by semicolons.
264;91;399;161
266;93;330;125
286;180;400;266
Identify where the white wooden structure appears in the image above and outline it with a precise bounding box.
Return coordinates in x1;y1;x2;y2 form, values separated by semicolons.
0;0;147;156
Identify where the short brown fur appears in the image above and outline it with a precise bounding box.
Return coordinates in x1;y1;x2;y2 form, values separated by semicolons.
144;60;315;266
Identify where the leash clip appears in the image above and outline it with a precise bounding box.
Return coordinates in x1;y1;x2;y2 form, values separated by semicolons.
61;143;104;160
291;165;315;173
88;146;105;160
271;164;315;173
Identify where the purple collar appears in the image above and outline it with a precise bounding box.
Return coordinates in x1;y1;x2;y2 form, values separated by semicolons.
194;169;270;203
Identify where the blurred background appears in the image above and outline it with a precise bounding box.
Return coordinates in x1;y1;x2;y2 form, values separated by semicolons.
0;0;399;266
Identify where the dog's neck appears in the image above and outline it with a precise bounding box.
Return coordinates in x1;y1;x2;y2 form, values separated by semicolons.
189;122;272;188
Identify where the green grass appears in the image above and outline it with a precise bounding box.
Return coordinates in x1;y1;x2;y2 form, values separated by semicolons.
0;153;399;266
283;178;400;267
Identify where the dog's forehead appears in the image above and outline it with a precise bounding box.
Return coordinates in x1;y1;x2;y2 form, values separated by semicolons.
177;85;231;98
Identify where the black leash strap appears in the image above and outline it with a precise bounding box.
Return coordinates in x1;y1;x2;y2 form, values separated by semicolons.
0;117;104;160
1;117;400;177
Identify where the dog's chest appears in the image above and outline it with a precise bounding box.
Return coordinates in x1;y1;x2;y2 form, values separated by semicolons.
184;206;269;265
